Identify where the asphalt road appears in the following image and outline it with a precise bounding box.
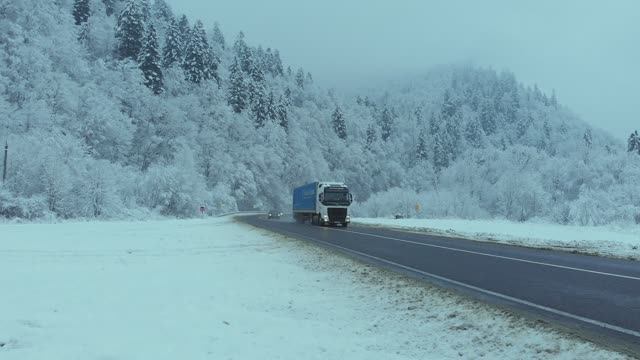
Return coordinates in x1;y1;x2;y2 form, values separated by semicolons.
240;215;640;356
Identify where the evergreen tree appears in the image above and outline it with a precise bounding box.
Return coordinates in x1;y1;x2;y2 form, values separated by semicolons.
140;0;151;21
433;131;449;172
176;15;190;53
550;89;558;108
441;90;457;118
366;124;377;149
464;116;483;148
331;106;347;140
212;22;226;49
182;21;218;84
583;128;593;148
102;0;115;16
295;68;305;89
428;113;439;135
227;57;247;113
276;94;289;130
247;60;265;106
266;91;278;121
153;0;174;23
273;50;284;76
478;98;496;135
162;19;183;67
251;84;268;128
73;0;90;25
416;128;429;162
628;130;640;154
380;107;393;141
139;24;163;94
233;32;252;72
115;0;145;61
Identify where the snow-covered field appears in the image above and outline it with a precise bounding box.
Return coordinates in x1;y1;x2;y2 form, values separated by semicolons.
354;218;640;260
0;216;628;359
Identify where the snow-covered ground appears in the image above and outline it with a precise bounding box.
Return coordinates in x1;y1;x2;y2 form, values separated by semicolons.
354;218;640;260
0;216;629;359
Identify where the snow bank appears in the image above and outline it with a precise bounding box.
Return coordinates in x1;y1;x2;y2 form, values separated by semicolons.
0;217;627;359
354;218;640;259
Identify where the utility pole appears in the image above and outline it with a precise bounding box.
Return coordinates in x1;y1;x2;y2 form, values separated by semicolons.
2;141;7;183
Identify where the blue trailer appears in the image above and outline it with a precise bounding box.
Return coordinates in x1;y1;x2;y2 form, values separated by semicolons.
292;181;353;226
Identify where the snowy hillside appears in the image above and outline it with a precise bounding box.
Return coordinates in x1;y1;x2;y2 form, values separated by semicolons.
0;216;627;359
0;0;639;225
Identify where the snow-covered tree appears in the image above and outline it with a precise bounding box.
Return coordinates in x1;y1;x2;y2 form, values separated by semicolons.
380;107;393;141
115;0;145;61
211;22;225;49
73;0;90;25
162;19;182;67
628;130;640;155
139;24;163;94
233;32;252;72
295;68;305;89
102;0;116;16
331;106;346;140
182;21;218;84
416;128;428;162
227;57;247;113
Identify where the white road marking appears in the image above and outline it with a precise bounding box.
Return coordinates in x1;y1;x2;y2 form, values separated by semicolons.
333;228;640;281
270;225;640;339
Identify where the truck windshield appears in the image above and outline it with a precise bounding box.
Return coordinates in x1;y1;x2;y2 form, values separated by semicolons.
323;190;351;205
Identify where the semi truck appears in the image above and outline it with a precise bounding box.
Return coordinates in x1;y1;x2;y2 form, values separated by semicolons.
292;181;353;226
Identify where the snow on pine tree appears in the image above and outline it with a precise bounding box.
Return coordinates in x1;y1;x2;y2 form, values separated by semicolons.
115;0;145;61
227;57;247;113
628;130;640;155
139;24;163;94
73;0;90;25
295;68;305;89
366;124;377;149
152;0;174;23
331;106;347;140
176;15;190;53
162;18;183;67
416;128;429;162
211;22;225;50
233;32;252;73
102;0;116;16
276;94;289;130
140;0;151;22
380;107;394;141
272;50;284;76
266;91;278;121
182;21;218;84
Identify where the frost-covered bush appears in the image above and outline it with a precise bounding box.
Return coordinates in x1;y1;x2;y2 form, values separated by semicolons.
138;147;207;217
0;189;47;220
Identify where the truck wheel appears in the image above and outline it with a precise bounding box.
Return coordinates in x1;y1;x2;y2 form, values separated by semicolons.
342;222;348;227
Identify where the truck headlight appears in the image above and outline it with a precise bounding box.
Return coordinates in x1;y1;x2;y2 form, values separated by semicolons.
323;215;329;221
346;215;350;222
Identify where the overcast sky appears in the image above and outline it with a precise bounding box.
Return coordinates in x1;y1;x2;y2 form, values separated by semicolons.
166;0;639;140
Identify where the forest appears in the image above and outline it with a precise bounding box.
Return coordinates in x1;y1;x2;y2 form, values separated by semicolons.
1;0;639;225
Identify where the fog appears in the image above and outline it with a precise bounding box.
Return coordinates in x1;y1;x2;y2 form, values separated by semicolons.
165;0;640;140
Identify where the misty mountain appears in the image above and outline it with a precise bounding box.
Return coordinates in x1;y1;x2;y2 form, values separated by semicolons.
0;0;638;225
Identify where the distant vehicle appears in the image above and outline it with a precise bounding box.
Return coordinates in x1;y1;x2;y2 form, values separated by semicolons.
267;210;283;219
292;181;353;226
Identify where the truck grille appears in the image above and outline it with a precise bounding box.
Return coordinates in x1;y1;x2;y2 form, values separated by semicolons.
328;208;347;223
